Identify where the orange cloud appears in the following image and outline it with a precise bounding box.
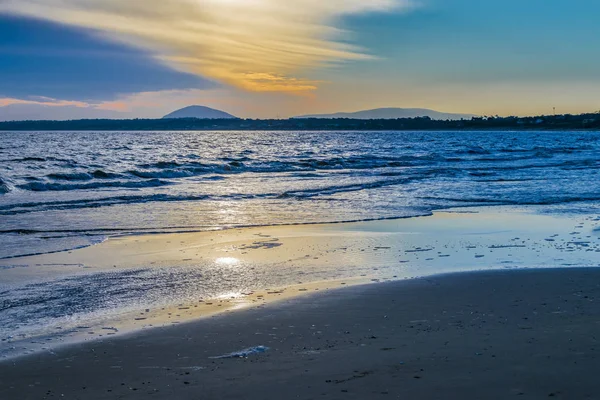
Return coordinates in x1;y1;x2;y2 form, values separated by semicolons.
95;101;129;112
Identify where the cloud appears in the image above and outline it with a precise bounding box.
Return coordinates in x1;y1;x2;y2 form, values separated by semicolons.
0;102;125;121
0;96;89;108
92;88;275;118
94;89;222;116
0;86;324;120
0;95;129;120
0;88;238;120
0;0;413;93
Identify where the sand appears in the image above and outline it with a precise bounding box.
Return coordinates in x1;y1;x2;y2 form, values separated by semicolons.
2;207;598;350
2;267;600;400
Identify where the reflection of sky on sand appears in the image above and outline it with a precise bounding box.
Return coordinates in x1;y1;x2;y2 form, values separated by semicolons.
0;205;599;359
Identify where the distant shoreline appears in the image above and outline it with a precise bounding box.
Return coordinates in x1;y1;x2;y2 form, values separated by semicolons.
1;112;599;131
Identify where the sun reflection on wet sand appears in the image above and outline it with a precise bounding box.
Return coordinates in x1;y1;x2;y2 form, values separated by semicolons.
215;257;240;266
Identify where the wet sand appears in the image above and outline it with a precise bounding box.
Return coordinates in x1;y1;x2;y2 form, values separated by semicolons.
2;268;600;400
0;207;599;360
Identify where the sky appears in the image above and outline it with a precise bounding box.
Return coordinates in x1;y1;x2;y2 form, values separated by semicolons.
1;0;599;120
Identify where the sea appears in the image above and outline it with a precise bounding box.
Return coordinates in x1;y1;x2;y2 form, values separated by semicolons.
1;130;600;357
1;130;599;260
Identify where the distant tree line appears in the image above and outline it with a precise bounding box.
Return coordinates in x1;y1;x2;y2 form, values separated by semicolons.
1;113;599;131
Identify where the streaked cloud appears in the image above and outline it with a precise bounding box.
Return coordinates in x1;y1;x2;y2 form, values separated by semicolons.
0;89;223;118
95;89;224;115
0;86;325;120
0;96;89;108
0;88;245;120
0;0;413;93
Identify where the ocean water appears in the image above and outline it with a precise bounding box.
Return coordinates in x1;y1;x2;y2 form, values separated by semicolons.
1;130;600;357
1;130;599;259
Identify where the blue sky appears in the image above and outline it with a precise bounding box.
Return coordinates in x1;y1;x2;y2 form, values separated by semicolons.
1;0;599;119
358;0;600;84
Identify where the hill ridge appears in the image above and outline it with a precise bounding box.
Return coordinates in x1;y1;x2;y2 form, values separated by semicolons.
295;107;475;120
163;105;237;119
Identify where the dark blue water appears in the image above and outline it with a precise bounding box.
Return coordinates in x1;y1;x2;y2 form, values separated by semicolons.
1;130;599;258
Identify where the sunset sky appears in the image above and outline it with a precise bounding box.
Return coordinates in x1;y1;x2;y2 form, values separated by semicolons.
1;0;599;120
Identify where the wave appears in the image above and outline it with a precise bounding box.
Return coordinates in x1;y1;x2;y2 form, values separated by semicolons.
498;145;594;154
278;176;422;199
7;157;47;162
129;169;199;179
6;156;71;163
10;150;595;193
0;193;212;215
47;172;93;181
0;176;10;195
110;152;600;183
131;151;599;179
129;154;448;179
91;170;122;179
17;179;171;192
1;175;424;213
220;156;252;163
460;159;599;173
130;160;243;178
296;154;446;169
468;171;496;177
46;170;123;181
455;146;491;155
138;161;183;169
421;194;600;206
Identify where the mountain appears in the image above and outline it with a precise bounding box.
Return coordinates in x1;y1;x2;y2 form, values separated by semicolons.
163;105;237;119
295;108;475;120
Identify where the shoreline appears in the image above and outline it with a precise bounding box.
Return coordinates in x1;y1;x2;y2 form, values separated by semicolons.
0;276;380;363
2;267;600;399
1;206;491;263
0;212;437;262
2;199;597;263
1;205;598;360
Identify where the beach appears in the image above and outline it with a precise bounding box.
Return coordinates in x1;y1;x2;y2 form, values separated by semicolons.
2;267;600;399
0;206;599;399
1;130;599;398
2;1;600;398
1;206;599;359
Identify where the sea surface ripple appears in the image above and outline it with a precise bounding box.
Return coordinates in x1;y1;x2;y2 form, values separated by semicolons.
0;130;599;259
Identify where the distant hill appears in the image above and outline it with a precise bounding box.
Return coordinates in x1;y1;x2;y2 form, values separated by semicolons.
295;108;475;120
1;112;599;131
163;105;237;119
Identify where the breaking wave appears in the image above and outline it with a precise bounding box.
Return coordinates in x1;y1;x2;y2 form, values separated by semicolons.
0;176;10;195
18;179;171;192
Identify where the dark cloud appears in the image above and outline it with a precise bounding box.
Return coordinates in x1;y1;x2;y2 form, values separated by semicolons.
0;15;216;101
